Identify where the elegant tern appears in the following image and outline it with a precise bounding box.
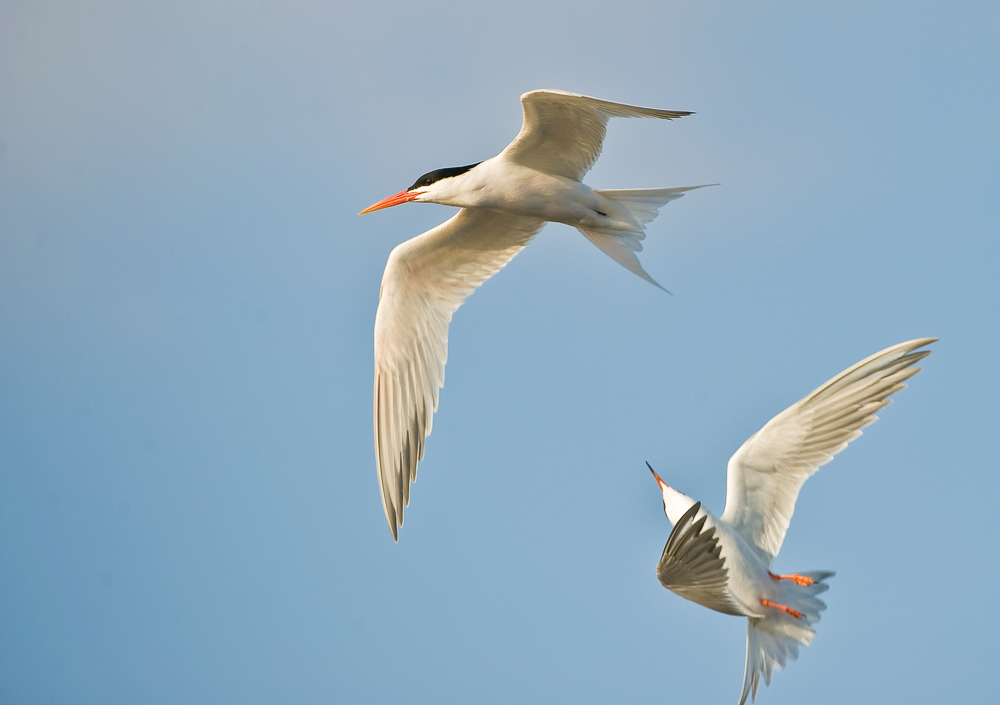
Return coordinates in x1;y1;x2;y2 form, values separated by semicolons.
647;338;934;704
362;89;711;539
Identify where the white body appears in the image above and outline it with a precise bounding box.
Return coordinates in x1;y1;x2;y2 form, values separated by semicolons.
417;158;644;233
652;338;934;704
367;89;710;539
660;495;772;616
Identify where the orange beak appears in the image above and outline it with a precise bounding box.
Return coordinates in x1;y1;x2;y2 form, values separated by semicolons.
646;461;669;491
359;189;422;215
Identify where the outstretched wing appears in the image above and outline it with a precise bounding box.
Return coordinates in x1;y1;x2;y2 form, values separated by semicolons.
657;502;745;616
374;208;545;540
720;338;935;563
500;89;691;181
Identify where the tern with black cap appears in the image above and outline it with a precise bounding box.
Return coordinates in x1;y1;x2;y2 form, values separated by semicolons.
362;89;711;539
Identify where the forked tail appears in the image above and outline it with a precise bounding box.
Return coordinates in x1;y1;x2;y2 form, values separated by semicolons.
577;185;714;290
739;571;835;705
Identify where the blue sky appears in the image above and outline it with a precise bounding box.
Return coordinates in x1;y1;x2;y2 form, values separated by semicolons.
2;1;998;703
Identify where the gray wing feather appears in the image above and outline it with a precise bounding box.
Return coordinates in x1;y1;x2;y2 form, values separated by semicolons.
501;89;691;181
374;209;546;539
657;502;745;616
720;338;935;562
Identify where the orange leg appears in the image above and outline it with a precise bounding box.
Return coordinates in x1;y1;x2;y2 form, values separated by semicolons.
768;571;814;587
760;599;803;619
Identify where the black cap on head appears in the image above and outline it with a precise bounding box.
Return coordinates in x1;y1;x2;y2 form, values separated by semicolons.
408;162;481;191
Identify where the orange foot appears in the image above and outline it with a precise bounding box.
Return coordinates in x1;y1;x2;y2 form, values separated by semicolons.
768;571;815;587
760;599;803;619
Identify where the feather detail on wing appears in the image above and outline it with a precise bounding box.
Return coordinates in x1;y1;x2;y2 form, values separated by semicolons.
500;89;691;181
657;502;745;616
720;338;935;562
374;208;545;539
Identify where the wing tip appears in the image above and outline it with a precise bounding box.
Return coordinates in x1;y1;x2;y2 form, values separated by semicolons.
519;89;696;119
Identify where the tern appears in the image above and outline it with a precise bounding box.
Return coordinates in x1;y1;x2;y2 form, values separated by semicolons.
647;338;934;704
361;89;711;539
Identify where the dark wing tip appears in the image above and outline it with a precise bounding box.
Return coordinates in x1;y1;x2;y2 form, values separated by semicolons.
384;502;400;541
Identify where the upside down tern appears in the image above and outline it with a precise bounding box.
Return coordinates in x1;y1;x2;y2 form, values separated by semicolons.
647;338;934;704
361;89;711;539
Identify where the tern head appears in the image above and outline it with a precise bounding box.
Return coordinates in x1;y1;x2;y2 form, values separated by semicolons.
359;162;482;214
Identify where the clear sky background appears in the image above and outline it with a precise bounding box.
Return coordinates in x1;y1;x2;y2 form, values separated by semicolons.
2;1;998;703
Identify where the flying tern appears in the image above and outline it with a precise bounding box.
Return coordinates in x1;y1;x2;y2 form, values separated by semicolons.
647;338;934;703
362;89;710;539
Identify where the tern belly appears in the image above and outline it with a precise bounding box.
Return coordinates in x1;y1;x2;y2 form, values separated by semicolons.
472;161;605;226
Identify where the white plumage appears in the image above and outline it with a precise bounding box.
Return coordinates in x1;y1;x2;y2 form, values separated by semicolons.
649;338;935;704
363;89;711;539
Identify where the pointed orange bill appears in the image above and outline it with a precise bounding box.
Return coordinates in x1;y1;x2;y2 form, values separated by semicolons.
645;461;669;491
359;189;421;215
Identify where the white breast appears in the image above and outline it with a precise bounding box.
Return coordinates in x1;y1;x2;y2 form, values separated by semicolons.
712;521;773;616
